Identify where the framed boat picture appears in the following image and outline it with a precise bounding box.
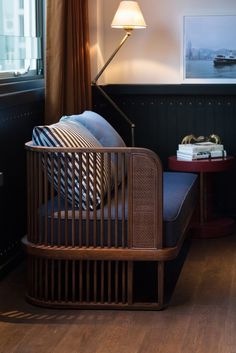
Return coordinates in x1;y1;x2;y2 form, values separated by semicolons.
183;15;236;83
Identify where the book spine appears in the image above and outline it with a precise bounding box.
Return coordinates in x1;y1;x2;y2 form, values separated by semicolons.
178;144;224;153
176;150;227;160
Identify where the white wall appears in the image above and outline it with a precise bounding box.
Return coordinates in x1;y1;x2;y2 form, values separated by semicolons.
89;0;236;84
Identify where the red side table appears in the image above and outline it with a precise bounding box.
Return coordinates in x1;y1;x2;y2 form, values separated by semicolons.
168;156;235;238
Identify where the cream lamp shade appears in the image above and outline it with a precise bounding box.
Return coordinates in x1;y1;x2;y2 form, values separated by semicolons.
111;1;147;30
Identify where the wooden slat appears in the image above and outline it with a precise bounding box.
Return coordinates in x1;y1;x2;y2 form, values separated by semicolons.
43;152;48;245
39;257;43;298
79;260;83;302
114;153;119;248
50;154;54;246
121;153;126;248
44;258;48;301
122;261;126;304
27;257;32;297
58;260;61;302
65;260;68;302
79;154;83;247
115;261;119;303
92;153;97;247
127;261;133;305
108;261;111;303
38;152;43;244
101;260;104;303
64;155;69;247
100;154;104;247
86;154;90;247
71;154;76;247
32;153;36;243
94;261;97;303
72;260;75;302
86;261;90;302
57;155;62;246
34;152;39;243
107;154;112;247
51;259;55;301
34;257;38;298
27;151;32;242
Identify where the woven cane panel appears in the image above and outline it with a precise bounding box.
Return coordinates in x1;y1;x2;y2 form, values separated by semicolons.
132;155;158;248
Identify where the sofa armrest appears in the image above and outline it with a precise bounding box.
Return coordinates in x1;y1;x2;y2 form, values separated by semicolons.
127;148;163;249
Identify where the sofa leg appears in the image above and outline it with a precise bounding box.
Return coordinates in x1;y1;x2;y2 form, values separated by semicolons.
127;261;133;305
158;261;164;308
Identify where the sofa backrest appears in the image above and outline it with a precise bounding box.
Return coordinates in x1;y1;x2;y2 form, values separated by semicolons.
60;111;126;148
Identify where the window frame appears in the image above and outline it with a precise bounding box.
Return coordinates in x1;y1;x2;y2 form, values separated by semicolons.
0;0;45;88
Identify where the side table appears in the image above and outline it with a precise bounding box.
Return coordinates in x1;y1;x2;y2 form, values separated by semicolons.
168;156;235;238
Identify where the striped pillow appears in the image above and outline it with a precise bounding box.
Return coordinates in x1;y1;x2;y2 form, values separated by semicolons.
32;121;109;210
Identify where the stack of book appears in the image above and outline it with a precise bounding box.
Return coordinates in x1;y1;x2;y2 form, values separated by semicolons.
177;142;227;161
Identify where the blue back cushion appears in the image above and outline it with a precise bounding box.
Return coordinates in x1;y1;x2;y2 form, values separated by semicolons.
61;111;127;184
60;111;126;147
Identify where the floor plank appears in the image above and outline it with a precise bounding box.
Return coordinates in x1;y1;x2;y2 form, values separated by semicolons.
1;235;236;353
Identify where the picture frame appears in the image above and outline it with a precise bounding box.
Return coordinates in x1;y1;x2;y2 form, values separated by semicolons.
182;15;236;83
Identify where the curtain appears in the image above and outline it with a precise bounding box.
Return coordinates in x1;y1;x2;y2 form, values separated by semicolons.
45;0;92;124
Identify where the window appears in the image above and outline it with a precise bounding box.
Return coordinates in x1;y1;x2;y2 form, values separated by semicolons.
0;0;43;80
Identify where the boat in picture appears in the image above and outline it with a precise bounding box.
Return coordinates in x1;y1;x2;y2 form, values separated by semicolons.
213;54;236;66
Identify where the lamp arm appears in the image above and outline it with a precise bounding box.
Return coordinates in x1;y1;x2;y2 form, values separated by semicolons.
92;31;131;84
94;83;135;146
92;30;135;147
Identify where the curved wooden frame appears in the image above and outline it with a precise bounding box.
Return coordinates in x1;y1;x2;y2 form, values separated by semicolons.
23;143;192;310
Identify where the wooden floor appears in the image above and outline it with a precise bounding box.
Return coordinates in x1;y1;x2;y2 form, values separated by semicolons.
1;235;236;353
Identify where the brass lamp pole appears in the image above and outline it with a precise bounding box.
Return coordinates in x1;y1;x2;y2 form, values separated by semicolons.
92;1;146;147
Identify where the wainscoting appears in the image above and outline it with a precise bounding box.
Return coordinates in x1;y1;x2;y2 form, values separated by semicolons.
0;80;44;274
93;84;236;216
1;83;234;273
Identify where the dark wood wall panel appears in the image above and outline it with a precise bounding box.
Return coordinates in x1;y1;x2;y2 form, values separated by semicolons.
93;85;236;216
0;87;44;273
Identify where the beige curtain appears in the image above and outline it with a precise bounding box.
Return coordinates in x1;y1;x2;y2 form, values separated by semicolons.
45;0;92;124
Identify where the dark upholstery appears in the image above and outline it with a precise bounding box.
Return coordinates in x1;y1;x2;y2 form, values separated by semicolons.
163;172;198;247
40;172;198;248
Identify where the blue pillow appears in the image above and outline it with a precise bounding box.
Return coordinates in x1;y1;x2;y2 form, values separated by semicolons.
60;111;126;148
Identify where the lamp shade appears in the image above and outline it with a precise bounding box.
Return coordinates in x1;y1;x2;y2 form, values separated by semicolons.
111;1;146;30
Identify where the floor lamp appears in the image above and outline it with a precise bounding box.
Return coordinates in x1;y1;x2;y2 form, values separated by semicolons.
92;1;146;146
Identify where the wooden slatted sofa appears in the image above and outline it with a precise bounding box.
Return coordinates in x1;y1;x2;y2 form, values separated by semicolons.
23;111;198;310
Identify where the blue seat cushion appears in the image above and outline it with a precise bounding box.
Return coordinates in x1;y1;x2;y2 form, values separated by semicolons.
163;172;198;247
39;172;198;248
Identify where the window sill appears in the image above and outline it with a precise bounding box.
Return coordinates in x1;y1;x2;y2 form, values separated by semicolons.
0;77;44;95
